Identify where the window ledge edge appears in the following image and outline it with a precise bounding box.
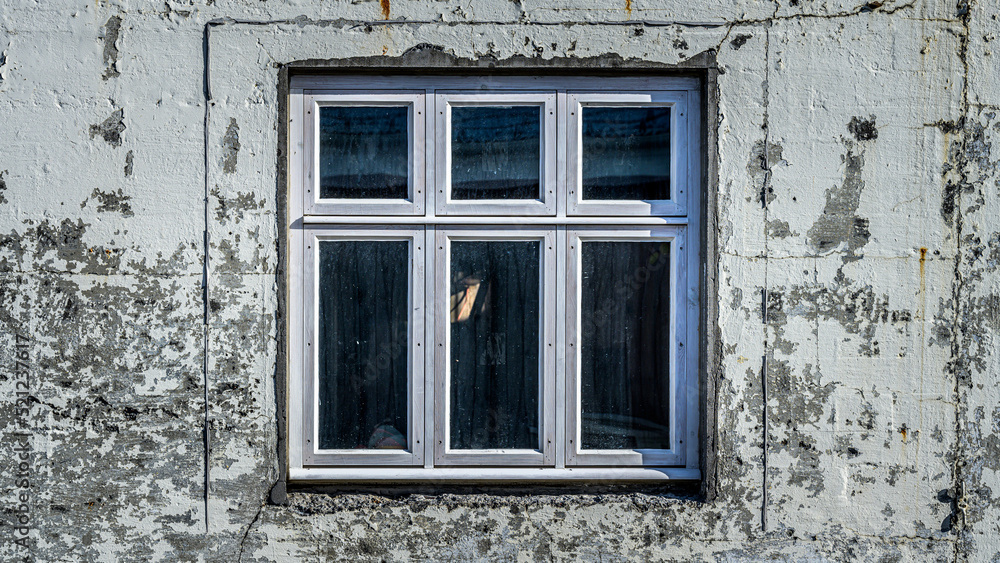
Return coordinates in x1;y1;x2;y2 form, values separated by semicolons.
289;467;701;482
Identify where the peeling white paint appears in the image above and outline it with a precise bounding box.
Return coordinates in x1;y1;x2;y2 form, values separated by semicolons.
0;0;997;561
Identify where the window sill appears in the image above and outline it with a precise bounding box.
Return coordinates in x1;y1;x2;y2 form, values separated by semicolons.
289;467;701;482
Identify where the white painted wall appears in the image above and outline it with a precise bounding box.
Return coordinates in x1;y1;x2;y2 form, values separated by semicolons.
0;0;997;560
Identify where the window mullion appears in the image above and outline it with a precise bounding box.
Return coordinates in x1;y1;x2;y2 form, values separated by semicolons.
425;89;437;219
554;91;569;469
542;231;557;466
556;90;568;220
423;90;438;468
554;223;568;469
423;226;436;468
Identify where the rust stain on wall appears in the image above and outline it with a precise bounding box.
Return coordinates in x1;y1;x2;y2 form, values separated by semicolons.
380;0;391;20
625;0;632;18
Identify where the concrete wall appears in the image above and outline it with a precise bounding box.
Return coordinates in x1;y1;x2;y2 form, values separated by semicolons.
0;0;998;560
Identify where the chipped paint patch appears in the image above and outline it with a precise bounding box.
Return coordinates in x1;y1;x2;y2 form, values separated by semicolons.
767;219;793;239
89;109;126;147
730;34;752;50
806;142;869;257
82;188;134;217
221;118;240;174
0;43;7;84
748;140;783;206
101;15;121;80
848;115;878;142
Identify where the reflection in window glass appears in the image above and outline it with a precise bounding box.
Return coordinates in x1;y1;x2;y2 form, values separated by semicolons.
317;240;409;450
451;106;541;200
450;241;540;449
580;241;671;450
319;106;409;199
582;107;671;201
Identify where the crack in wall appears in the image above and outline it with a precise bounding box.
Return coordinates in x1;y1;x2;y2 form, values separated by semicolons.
200;1;933;38
236;501;265;562
950;1;974;558
760;1;778;533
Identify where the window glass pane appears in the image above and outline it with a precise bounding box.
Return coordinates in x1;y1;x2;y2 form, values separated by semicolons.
581;107;671;201
319;106;409;199
451;106;541;200
317;240;409;450
449;240;540;449
580;241;671;450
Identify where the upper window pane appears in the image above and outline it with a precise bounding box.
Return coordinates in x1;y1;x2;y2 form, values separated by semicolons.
449;240;541;449
317;240;409;450
581;107;671;201
451;106;541;200
319;106;409;199
579;241;671;450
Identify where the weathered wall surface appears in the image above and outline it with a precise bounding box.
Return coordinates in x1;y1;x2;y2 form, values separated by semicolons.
0;0;997;561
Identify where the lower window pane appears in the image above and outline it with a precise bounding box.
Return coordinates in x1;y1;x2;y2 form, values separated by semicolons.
580;241;671;450
317;240;409;450
449;241;540;449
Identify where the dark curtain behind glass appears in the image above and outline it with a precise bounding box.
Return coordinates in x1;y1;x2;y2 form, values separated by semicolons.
580;241;671;450
319;106;409;199
318;241;409;450
450;241;540;449
581;107;671;201
451;106;541;200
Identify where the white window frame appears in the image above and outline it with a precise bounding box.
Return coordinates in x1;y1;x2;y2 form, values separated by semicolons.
303;92;425;216
288;75;702;482
300;227;425;466
566;92;692;217
435;93;557;216
565;226;694;467
433;227;557;466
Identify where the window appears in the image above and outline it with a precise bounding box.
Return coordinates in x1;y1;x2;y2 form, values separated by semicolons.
288;76;701;481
